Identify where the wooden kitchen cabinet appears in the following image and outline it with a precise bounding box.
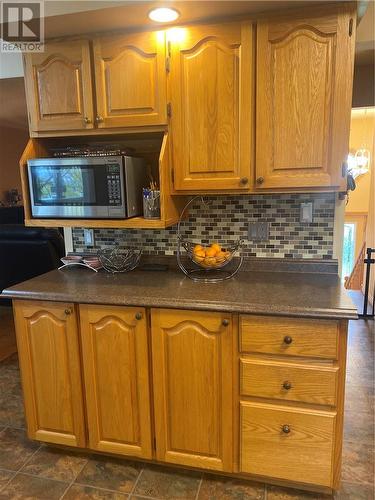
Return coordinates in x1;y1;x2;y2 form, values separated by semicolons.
93;30;167;128
23;40;94;133
151;308;234;471
79;304;153;458
12;300;86;447
169;22;253;191
255;4;356;190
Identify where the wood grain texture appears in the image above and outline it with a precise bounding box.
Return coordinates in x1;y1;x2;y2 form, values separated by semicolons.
255;4;355;189
240;401;336;486
24;40;94;133
240;357;338;406
79;304;152;458
170;22;253;191
239;315;339;359
13;300;86;447
93;30;167;128
151;308;233;471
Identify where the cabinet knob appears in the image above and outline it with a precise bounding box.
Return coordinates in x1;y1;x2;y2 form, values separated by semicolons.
282;381;292;390
283;335;293;345
222;319;230;327
282;424;291;434
240;177;249;185
256;176;264;185
84;117;92;124
135;312;143;320
95;116;104;123
64;308;72;316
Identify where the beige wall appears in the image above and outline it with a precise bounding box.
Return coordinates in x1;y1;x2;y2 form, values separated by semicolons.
0;78;29;204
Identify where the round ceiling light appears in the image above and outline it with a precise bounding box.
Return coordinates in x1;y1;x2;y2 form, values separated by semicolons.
148;7;179;23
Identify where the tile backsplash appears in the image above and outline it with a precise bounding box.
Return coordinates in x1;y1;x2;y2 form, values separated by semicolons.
72;193;336;259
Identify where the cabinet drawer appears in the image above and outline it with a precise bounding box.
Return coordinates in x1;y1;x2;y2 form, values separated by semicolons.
240;401;335;487
240;358;338;406
240;315;339;359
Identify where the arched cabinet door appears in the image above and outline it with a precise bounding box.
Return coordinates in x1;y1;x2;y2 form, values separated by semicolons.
256;4;356;189
13;300;86;447
151;308;234;471
79;305;152;459
93;31;167;128
169;22;253;191
23;40;94;132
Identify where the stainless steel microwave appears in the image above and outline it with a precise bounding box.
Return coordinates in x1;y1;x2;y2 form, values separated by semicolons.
27;156;147;219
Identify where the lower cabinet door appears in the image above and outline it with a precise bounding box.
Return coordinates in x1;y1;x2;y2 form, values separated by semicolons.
151;308;234;471
240;401;336;487
13;300;86;447
79;305;152;458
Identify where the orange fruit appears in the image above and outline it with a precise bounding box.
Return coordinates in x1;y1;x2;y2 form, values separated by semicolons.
193;244;203;253
203;256;216;267
205;247;216;257
211;243;221;254
215;251;226;263
193;249;205;262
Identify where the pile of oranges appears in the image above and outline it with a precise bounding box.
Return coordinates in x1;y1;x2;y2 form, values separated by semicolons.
192;243;231;268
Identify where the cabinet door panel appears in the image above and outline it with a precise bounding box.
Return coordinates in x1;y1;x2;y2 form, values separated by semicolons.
93;31;167;128
80;305;152;458
256;5;355;189
13;300;85;447
151;308;233;471
24;40;94;132
170;22;253;191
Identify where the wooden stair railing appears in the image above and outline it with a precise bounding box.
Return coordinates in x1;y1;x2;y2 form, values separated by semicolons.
345;242;366;290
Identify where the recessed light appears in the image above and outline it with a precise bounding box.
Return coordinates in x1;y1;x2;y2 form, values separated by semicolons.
148;7;179;23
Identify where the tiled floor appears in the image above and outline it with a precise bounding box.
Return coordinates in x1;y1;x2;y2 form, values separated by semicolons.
0;314;373;499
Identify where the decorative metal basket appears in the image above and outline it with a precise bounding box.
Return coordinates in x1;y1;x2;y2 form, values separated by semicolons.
98;248;142;273
177;196;244;282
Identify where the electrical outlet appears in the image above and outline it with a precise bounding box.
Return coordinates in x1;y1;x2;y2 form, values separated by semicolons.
300;202;313;223
84;229;95;246
248;222;269;241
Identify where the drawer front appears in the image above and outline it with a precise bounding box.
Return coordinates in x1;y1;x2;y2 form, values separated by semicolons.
240;315;339;359
240;359;338;406
240;401;335;487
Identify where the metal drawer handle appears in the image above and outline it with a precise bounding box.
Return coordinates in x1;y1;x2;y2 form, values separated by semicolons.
282;424;291;434
240;177;248;185
222;319;230;327
282;381;292;390
135;312;143;320
256;176;264;185
95;115;104;123
84;117;92;124
283;336;293;345
64;308;72;316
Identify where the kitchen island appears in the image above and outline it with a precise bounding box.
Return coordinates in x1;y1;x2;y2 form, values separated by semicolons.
2;266;356;494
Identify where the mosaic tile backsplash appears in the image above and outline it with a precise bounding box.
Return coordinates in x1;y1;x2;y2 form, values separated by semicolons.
72;193;336;259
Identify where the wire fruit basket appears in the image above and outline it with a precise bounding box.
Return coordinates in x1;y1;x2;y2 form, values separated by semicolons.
177;196;244;282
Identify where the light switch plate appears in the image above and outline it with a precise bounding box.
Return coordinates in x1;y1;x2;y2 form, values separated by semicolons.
248;222;269;241
84;228;95;246
300;202;313;223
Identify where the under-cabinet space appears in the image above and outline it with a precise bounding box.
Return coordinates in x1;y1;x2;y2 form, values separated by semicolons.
79;304;153;458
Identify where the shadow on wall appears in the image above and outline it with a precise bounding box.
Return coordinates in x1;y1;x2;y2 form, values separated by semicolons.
0;77;29;204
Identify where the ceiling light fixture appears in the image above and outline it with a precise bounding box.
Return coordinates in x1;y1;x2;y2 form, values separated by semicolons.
148;7;179;23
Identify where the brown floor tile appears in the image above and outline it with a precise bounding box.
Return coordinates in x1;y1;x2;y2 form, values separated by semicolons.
266;485;332;499
75;456;141;493
0;390;25;428
0;469;15;489
335;481;375;499
344;410;374;443
198;474;265;499
0;427;39;471
64;483;129;499
0;473;68;499
22;445;88;482
0;367;22;396
341;441;374;486
134;465;201;499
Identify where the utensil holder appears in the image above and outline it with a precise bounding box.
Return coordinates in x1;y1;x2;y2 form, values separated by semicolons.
143;189;161;219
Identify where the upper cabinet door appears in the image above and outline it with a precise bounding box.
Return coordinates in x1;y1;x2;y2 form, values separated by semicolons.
79;305;152;459
151;308;234;472
256;5;356;189
24;40;94;133
13;300;86;447
170;22;253;191
93;31;167;128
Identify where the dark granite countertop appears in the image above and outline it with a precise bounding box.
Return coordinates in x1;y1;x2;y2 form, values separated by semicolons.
1;266;357;320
